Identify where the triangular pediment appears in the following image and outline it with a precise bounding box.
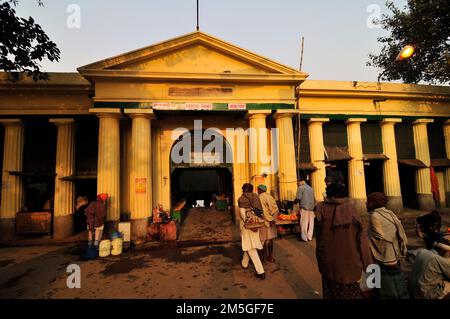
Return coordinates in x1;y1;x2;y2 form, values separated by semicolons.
109;43;275;74
78;31;308;80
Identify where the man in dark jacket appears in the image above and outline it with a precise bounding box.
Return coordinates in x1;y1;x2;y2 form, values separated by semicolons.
85;194;108;248
315;182;373;299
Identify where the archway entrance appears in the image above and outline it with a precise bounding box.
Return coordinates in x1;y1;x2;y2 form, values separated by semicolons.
170;129;239;243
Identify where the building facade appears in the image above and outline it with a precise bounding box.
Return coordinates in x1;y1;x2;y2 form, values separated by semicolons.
1;31;450;242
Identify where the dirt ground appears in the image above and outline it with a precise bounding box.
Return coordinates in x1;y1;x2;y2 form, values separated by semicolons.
0;207;448;299
178;207;240;243
0;238;322;299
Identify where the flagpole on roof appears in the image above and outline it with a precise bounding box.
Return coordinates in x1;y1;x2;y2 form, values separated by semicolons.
196;0;200;31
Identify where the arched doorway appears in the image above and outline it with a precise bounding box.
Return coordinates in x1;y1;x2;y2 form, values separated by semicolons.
169;128;238;243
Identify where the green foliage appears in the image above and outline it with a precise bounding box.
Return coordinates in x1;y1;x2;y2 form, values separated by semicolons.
0;1;60;81
368;0;450;84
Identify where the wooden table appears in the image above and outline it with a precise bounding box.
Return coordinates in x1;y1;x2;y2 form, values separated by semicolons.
275;220;299;237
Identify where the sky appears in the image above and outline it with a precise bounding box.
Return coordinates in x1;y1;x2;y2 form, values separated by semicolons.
12;0;408;82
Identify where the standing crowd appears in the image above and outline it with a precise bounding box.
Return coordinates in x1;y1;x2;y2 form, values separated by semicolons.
237;177;450;299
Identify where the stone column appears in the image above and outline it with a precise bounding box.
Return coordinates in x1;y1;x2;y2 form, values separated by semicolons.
412;119;435;211
274;110;298;200
50;119;76;240
346;118;367;214
443;120;450;207
308;118;329;201
124;109;153;243
380;118;403;213
227;124;249;223
90;108;121;234
247;110;272;190
0;120;24;241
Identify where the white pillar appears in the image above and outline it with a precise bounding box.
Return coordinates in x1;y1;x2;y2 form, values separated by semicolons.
247;110;272;191
90;108;121;234
380;118;403;213
50;119;76;240
124;109;153;243
0;120;24;241
412;119;435;211
308;118;329;201
274;110;298;200
346;118;367;214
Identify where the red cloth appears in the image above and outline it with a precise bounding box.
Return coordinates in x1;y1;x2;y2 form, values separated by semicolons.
85;200;107;229
430;166;440;203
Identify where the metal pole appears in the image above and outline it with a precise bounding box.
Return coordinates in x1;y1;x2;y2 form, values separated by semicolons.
296;36;305;173
196;0;200;31
299;36;305;71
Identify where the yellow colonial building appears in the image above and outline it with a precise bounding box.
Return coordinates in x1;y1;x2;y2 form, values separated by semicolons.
1;31;449;242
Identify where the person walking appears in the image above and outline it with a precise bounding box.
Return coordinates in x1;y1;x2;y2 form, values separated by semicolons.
257;184;278;263
237;183;266;280
366;192;409;299
295;177;315;241
315;182;373;299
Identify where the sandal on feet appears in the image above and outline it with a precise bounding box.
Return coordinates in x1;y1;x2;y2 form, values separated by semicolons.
255;273;266;280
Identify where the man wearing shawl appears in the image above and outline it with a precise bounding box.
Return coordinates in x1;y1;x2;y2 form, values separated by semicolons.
315;182;373;299
237;183;266;280
366;192;409;299
257;184;278;263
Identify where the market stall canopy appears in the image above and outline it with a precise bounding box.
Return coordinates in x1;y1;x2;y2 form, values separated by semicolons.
324;146;352;162
298;163;317;171
363;154;389;161
430;158;450;167
398;159;427;168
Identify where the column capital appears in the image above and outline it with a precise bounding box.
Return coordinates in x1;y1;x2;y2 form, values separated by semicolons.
0;119;23;127
346;118;367;124
49;118;75;126
308;118;329;125
272;109;300;120
124;108;155;120
89;108;123;119
443;119;450;126
246;110;271;120
380;118;402;125
412;118;434;125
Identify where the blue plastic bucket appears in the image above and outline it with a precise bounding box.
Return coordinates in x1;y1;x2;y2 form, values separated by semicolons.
111;231;122;240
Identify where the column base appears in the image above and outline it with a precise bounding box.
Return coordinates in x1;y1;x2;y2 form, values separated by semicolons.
386;196;403;214
0;218;15;242
53;215;74;240
131;218;149;244
104;220;119;238
417;194;436;211
350;198;367;215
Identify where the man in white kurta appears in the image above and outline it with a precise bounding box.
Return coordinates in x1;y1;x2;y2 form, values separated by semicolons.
237;183;265;279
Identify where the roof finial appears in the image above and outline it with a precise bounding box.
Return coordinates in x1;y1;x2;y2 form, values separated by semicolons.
196;0;200;31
